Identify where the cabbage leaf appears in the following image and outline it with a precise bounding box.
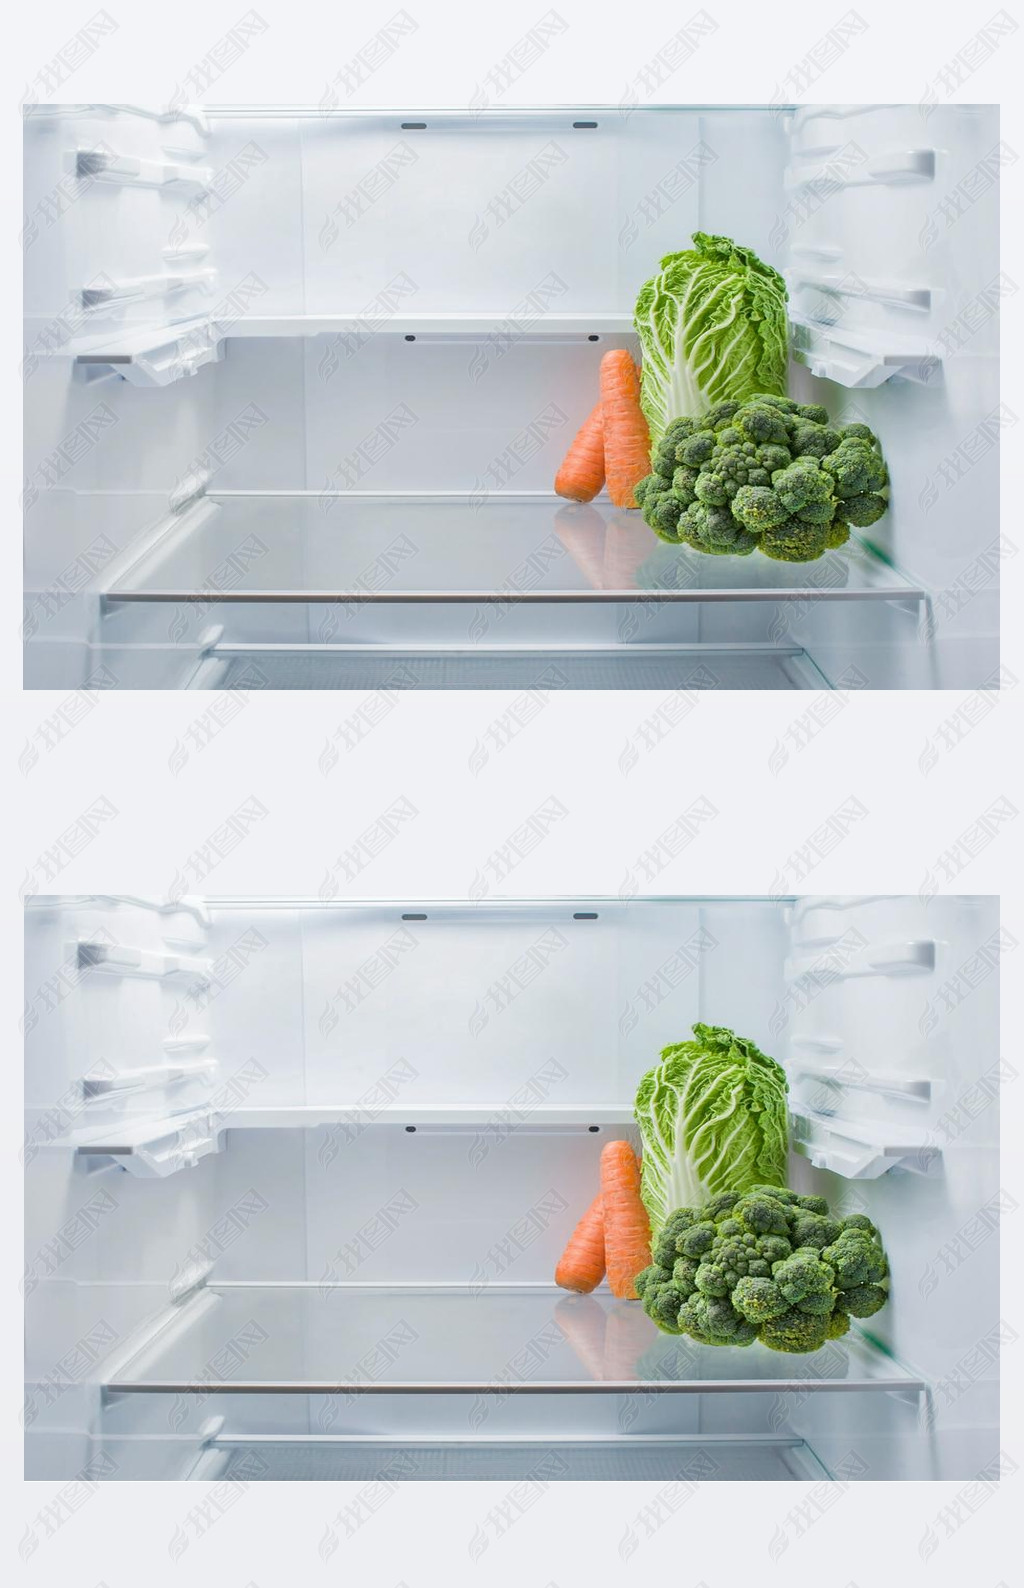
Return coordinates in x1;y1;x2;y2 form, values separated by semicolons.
633;233;789;450
634;1023;789;1234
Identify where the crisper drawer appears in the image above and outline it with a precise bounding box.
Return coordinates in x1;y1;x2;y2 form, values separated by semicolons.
92;1284;925;1481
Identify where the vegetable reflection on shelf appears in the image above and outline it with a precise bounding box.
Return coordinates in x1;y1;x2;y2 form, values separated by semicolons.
553;505;656;591
554;1294;656;1383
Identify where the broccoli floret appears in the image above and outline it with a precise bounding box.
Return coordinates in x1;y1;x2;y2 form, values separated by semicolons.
822;439;888;499
822;1231;888;1290
772;459;835;515
756;442;791;473
735;403;791;446
653;442;679;478
677;431;716;467
749;392;799;414
837;422;877;445
758;1308;829;1354
826;1307;851;1340
642;491;685;543
646;1282;686;1333
748;1185;799;1204
790;421;842;459
794;402;829;425
734;1193;790;1237
730;485;790;534
671;465;700;506
839;1214;878;1236
695;1262;731;1297
664;416;699;446
681;1294;757;1346
825;520;850;550
671;1256;701;1296
677;1220;717;1258
790;1212;843;1250
840;492;887;527
759;521;830;563
756;1234;792;1265
705;1192;742;1221
651;1208;698;1269
633;1263;670;1299
843;1283;889;1319
681;502;757;557
732;1276;789;1323
704;400;743;430
773;1250;835;1305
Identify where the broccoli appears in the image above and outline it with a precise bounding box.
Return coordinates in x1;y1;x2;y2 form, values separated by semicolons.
789;1212;843;1250
731;485;791;534
843;1284;889;1319
758;520;831;563
633;396;890;562
680;501;758;557
821;1230;889;1290
636;1187;889;1354
822;438;888;499
758;1307;830;1354
790;421;842;459
839;492;888;528
732;1276;790;1323
650;1208;698;1270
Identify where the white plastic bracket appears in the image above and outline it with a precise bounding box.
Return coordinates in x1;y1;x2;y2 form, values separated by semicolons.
790;322;941;388
80;269;216;311
73;1110;224;1178
82;1059;217;1101
70;146;212;189
791;1111;938;1179
71;938;212;984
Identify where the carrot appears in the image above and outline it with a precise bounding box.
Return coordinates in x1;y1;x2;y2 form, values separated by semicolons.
599;350;651;509
554;1192;605;1293
600;1140;651;1299
554;402;605;502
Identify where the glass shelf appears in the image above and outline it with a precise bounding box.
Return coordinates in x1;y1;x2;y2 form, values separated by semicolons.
106;1285;924;1397
106;494;922;606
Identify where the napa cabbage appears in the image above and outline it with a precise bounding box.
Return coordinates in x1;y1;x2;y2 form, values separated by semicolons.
633;1023;790;1235
633;233;789;451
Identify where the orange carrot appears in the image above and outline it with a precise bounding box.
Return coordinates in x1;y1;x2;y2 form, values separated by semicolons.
554;1192;606;1293
600;1140;651;1299
599;350;651;509
554;402;605;502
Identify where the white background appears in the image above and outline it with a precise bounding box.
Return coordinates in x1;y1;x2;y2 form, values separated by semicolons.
4;1;1022;1584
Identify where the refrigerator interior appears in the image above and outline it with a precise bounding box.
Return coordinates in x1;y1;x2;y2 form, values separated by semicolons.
24;894;1001;1482
23;104;1000;690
